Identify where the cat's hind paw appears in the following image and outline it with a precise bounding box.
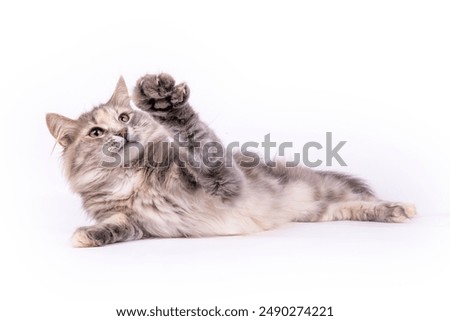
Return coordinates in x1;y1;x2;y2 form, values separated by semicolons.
381;202;417;223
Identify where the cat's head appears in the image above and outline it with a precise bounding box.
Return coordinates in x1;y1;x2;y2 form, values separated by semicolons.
46;77;160;192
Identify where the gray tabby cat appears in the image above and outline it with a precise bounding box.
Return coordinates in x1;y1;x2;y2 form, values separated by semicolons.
46;73;416;247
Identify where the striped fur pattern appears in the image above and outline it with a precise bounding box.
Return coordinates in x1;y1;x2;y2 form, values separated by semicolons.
46;74;416;247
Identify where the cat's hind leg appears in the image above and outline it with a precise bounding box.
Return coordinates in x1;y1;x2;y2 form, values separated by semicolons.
316;201;416;223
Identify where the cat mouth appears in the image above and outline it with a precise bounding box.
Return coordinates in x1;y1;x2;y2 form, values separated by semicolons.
119;141;140;152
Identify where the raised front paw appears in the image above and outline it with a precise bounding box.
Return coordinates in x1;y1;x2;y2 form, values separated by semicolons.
133;73;190;110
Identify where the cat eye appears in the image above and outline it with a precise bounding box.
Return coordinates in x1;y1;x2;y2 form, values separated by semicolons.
119;113;130;123
89;127;105;138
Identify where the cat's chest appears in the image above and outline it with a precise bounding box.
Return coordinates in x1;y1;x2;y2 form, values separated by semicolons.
104;170;142;199
132;181;195;218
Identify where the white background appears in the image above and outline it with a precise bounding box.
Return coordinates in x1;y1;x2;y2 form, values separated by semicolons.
1;1;449;320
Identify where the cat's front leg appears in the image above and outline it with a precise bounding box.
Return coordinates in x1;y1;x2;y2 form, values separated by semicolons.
72;215;144;247
133;73;243;202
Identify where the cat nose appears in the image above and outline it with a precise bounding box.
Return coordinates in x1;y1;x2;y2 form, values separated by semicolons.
116;128;128;141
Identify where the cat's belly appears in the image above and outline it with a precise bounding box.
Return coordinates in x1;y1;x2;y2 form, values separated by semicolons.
129;176;321;237
131;185;304;237
134;203;268;237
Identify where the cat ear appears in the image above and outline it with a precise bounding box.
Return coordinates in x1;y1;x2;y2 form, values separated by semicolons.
46;113;78;148
107;76;130;106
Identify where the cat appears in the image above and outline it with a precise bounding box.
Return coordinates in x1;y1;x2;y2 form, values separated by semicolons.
46;73;416;247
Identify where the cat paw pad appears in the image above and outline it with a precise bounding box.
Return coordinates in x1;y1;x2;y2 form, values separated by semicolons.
134;73;190;110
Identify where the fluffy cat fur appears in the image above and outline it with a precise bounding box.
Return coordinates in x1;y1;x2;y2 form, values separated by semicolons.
46;73;416;247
